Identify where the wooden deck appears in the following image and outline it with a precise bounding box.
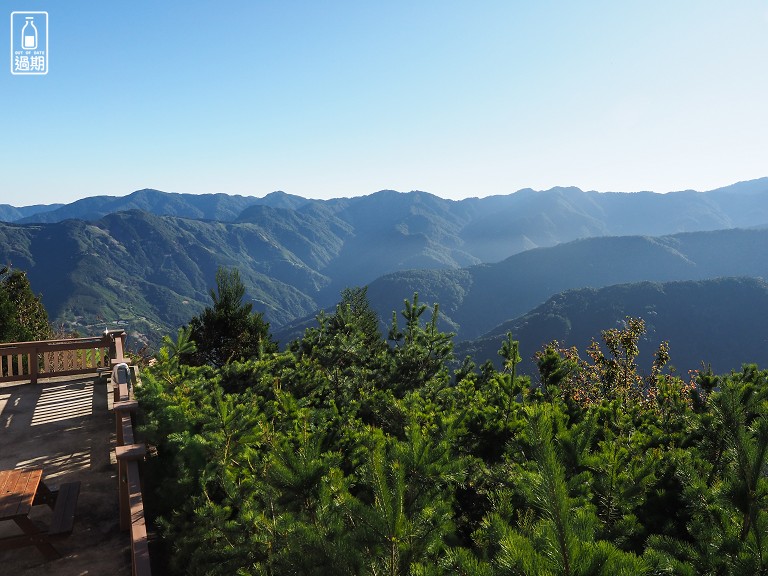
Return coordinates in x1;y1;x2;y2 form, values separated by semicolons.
0;375;132;574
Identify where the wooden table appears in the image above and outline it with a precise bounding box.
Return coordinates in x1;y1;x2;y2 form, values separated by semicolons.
0;469;60;560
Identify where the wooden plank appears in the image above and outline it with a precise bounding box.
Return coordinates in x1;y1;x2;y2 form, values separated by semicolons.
0;470;20;518
0;335;107;351
121;414;135;445
115;336;125;360
16;470;39;517
0;469;41;520
114;400;139;413
3;515;60;560
115;444;145;461
49;481;80;535
0;470;12;493
127;461;151;576
31;352;39;384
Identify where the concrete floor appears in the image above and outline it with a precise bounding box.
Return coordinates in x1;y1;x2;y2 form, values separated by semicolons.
0;376;132;575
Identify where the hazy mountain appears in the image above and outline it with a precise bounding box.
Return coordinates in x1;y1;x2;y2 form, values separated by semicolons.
256;190;314;211
0;203;63;222
7;178;768;267
455;277;768;378
13;189;266;224
314;191;482;297
363;228;768;342
8;189;310;225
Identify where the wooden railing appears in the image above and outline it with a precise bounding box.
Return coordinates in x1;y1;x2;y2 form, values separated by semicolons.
1;330;151;576
0;333;113;384
110;331;151;576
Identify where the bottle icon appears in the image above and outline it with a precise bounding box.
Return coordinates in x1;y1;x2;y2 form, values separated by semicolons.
21;17;38;50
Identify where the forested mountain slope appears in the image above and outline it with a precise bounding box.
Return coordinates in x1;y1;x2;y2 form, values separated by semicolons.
364;228;768;341
456;277;768;377
0;212;323;345
1;179;767;350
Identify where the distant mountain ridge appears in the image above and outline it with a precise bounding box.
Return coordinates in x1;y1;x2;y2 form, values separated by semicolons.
6;178;768;265
12;189;274;224
1;178;767;351
0;203;63;222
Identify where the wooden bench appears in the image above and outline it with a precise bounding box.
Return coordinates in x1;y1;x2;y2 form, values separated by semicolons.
0;472;81;560
48;481;81;537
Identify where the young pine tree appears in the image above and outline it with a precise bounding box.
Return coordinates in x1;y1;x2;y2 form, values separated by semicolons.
186;267;277;368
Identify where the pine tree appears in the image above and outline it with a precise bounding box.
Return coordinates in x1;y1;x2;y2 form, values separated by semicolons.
187;267;277;369
647;365;768;574
482;406;649;575
387;293;454;396
292;286;387;405
0;266;52;342
354;433;457;575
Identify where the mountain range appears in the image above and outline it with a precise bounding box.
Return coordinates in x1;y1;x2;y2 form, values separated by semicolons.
1;178;767;373
360;227;768;341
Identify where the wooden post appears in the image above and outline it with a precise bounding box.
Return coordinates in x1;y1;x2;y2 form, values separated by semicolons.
106;329;127;363
114;400;138;446
30;350;38;385
115;444;146;531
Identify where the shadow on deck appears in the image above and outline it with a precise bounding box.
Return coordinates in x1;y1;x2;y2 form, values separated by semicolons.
0;376;132;575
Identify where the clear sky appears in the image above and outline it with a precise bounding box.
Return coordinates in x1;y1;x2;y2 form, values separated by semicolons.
2;1;767;206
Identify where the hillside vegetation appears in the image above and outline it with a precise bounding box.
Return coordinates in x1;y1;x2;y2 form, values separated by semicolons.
138;290;768;575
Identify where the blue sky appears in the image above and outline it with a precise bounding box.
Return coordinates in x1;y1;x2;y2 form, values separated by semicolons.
2;1;767;206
